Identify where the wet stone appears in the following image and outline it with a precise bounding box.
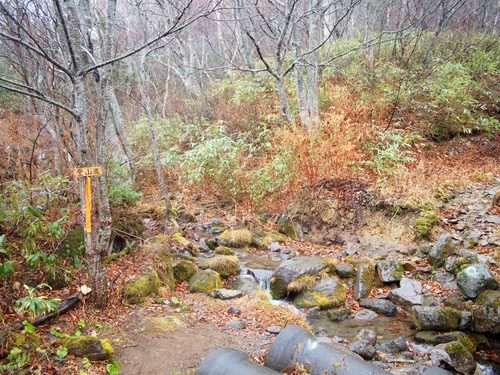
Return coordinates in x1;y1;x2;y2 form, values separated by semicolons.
359;298;398;316
354;309;379;320
225;320;246;330
326;308;351;322
210;288;243;300
265;326;282;334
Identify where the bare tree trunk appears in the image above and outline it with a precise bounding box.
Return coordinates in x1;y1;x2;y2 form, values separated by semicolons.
276;76;295;125
106;88;136;180
292;30;308;126
304;0;321;130
139;51;173;217
234;0;253;68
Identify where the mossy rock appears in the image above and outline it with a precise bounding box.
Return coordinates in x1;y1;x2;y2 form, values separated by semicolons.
173;261;197;282
172;233;199;256
293;278;346;309
122;269;161;304
377;260;404;282
219;229;253;248
327;308;352;321
472;290;500;334
188;269;222;294
415;331;476;355
199;256;239;278
215;246;235;255
277;215;303;240
433;341;477;375
104;246;132;265
62;335;114;361
410;306;461;331
270;257;326;299
353;264;375;300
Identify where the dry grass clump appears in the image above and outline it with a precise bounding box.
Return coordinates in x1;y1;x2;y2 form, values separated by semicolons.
287;275;317;294
200;255;239;278
219;229;253;247
322;258;339;274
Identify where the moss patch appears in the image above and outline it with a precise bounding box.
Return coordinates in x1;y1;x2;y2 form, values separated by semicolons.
415;207;439;238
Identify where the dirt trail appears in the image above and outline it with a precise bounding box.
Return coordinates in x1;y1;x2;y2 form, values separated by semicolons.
115;315;271;375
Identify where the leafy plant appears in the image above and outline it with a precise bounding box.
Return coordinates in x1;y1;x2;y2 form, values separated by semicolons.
56;346;68;359
15;283;60;318
0;234;15;280
22;320;36;333
106;360;120;375
0;177;70;278
0;347;30;372
364;130;421;174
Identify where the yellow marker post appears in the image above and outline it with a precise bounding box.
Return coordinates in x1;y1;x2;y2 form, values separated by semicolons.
85;176;92;232
73;166;102;234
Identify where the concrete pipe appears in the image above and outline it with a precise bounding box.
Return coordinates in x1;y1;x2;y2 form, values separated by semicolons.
197;347;282;375
265;325;392;375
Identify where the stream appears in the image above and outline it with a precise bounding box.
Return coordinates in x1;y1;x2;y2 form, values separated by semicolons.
238;254;500;375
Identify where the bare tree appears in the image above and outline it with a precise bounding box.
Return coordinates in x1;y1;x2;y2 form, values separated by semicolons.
0;0;220;308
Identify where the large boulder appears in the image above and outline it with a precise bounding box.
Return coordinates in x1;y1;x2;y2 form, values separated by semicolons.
410;306;461;331
353;263;375;300
456;263;499;299
293;277;346;309
377;260;404;282
428;235;455;267
270;257;326;299
388;277;423;307
472;290;500;334
188;269;222;294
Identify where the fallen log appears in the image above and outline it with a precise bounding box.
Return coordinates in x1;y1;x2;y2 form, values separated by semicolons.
0;294;81;358
32;294;81;326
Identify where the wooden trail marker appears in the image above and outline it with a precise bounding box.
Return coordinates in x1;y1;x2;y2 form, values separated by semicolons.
73;166;102;233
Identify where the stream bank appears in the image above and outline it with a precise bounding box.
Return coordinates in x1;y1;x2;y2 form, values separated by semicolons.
113;178;500;375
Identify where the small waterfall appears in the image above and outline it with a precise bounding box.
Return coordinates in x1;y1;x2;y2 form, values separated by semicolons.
240;267;273;290
251;268;273;290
